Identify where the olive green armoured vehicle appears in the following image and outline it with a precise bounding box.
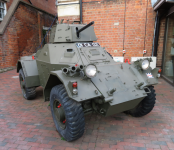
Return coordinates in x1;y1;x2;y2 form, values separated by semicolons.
17;21;159;141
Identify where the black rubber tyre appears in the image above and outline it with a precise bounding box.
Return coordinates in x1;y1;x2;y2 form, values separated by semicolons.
126;86;156;117
107;52;113;59
19;69;36;100
50;84;85;142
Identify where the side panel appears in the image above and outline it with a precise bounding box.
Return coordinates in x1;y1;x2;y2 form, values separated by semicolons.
36;43;82;87
21;60;40;88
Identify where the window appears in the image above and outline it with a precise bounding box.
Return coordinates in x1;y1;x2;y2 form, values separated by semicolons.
162;13;174;84
0;1;6;20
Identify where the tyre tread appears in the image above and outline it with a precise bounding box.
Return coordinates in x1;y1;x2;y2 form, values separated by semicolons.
128;86;156;117
50;84;85;141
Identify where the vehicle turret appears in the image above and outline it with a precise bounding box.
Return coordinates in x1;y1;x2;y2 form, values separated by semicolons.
49;21;97;43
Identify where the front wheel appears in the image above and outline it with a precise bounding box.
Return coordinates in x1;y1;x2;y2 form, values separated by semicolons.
126;86;156;117
50;84;85;141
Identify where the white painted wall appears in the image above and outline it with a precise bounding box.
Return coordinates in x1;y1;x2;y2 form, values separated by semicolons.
113;57;124;63
57;4;79;16
57;0;80;17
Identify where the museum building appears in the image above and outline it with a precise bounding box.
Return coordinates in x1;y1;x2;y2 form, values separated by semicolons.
153;0;174;85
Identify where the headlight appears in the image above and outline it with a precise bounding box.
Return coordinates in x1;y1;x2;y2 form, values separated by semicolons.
85;65;97;78
141;60;150;70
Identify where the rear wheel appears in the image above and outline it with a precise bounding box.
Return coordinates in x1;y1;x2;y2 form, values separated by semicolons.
19;69;36;100
126;86;156;117
50;84;85;141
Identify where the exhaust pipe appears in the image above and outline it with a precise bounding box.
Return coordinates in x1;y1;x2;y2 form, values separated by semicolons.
79;65;84;70
62;68;69;74
63;65;84;75
69;66;77;73
76;65;84;72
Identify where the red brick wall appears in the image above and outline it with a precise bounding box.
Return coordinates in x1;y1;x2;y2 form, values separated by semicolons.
57;0;156;60
156;18;165;67
6;0;56;15
0;3;56;68
1;0;162;68
30;0;57;15
82;0;156;60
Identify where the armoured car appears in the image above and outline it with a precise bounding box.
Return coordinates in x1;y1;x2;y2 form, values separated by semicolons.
17;21;159;141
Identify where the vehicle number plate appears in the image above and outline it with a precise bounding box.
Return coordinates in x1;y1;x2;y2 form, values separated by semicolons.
76;43;100;48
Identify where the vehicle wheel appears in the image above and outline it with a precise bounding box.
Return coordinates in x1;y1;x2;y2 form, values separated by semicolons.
50;84;85;142
19;69;36;100
126;86;156;117
107;52;113;59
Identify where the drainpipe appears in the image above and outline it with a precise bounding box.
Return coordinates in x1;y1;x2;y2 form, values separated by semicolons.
152;11;158;56
80;0;82;24
154;13;160;56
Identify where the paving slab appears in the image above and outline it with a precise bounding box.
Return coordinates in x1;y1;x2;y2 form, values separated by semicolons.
0;70;174;150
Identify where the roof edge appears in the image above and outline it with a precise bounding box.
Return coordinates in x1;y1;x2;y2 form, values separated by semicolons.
0;0;56;35
153;0;165;11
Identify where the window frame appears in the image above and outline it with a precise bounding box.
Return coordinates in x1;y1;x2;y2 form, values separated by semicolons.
0;1;7;21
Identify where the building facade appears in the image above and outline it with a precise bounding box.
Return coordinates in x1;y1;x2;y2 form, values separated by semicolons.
57;0;157;63
153;0;174;85
0;0;57;69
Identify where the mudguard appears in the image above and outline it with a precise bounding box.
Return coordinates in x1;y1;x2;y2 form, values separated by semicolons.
43;70;102;102
17;56;40;88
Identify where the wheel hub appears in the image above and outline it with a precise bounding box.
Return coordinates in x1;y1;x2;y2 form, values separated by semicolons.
53;99;66;129
19;75;26;96
21;81;25;88
56;107;65;122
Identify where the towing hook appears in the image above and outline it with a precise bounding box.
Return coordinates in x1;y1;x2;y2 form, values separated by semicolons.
137;82;144;88
108;88;116;96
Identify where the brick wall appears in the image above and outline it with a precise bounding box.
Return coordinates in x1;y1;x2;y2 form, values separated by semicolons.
6;0;56;15
156;18;165;67
82;0;156;60
30;0;57;15
6;0;30;9
59;0;156;60
0;3;56;68
1;0;163;69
